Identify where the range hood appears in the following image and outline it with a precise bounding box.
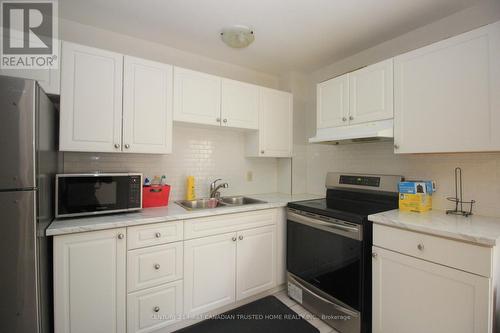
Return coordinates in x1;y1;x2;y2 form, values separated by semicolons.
309;119;394;145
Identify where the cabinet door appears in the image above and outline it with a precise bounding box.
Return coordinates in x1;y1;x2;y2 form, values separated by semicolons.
316;74;349;128
184;233;236;316
259;88;293;157
123;56;173;154
60;42;123;152
221;78;259;129
372;246;491;333
394;21;500;153
349;59;393;125
54;228;127;333
173;67;222;126
236;225;276;301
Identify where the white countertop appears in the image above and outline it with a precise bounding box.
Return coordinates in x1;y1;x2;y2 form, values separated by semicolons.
369;209;500;246
46;193;323;236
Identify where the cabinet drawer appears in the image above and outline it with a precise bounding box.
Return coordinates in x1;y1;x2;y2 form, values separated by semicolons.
184;209;277;240
127;242;183;292
128;220;183;250
373;224;492;277
127;280;183;333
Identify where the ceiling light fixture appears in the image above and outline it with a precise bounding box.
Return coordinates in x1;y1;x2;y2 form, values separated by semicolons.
220;25;255;48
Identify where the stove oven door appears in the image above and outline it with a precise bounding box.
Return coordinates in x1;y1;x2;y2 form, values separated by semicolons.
286;210;363;333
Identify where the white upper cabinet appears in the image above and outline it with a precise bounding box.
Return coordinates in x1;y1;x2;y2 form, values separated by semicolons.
394;21;500;153
123;56;173;154
260;88;293;157
316;58;393;131
247;88;293;157
60;42;123;152
349;59;393;125
317;74;349;128
221;78;259;130
173;67;222;126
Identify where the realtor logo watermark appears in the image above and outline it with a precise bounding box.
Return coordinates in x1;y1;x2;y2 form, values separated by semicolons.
1;0;58;69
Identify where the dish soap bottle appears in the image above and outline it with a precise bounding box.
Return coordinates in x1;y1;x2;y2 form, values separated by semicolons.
186;176;196;200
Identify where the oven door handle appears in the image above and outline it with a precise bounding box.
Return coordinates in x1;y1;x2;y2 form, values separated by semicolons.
287;211;362;241
288;275;360;318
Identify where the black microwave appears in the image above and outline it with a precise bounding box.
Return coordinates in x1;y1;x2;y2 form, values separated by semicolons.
56;173;143;218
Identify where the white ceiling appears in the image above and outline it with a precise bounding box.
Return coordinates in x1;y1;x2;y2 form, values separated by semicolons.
60;0;483;75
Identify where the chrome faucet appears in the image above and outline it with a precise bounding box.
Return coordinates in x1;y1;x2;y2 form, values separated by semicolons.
210;178;229;199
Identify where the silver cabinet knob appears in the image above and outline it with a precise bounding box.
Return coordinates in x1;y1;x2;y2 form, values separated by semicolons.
117;233;124;239
124;144;130;149
261;150;265;154
394;144;400;149
153;306;160;312
232;236;237;242
216;117;221;123
417;243;424;251
238;235;243;240
349;115;354;120
154;264;160;270
155;232;161;238
372;252;377;258
223;119;227;123
342;117;347;122
114;143;120;149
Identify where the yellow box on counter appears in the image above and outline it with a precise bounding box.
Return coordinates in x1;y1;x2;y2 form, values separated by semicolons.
399;193;432;212
398;180;434;213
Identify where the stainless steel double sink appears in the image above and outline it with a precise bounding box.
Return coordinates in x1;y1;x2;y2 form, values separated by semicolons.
176;196;266;211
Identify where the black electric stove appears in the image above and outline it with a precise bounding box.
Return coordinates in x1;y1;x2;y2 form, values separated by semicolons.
286;173;401;333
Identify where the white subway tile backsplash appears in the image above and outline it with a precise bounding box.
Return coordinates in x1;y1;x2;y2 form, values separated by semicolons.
306;141;500;217
63;124;279;200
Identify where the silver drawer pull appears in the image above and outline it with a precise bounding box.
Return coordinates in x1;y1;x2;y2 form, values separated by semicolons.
155;232;161;238
232;236;237;242
238;235;243;240
117;233;124;239
154;264;160;270
153;306;160;312
417;243;424;251
372;252;377;258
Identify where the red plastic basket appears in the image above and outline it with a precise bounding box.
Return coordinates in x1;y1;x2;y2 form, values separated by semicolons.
142;185;170;208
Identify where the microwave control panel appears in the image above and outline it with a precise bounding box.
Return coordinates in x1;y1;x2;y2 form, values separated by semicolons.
129;175;142;207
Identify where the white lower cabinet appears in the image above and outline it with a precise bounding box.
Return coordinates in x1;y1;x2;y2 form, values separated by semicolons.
127;280;183;333
372;246;491;333
54;228;127;333
183;232;237;317
372;223;494;333
184;224;277;316
54;209;281;333
236;225;276;300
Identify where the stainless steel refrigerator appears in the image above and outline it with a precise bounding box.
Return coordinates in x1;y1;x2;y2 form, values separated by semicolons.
0;76;60;333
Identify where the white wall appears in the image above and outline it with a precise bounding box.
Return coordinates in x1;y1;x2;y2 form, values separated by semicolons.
60;19;279;89
305;0;500;217
59;19;285;199
63;125;278;200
